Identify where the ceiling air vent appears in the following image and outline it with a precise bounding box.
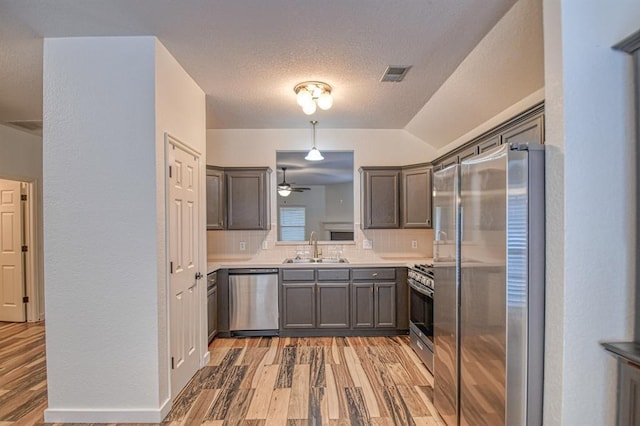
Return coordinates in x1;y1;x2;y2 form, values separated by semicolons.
380;65;412;82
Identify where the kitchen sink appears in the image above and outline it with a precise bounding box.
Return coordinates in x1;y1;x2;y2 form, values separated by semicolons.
283;258;348;264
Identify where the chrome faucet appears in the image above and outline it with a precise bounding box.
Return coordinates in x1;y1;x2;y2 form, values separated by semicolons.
309;231;319;258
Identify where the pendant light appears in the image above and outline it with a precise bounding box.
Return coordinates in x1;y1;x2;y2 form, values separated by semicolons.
305;120;324;161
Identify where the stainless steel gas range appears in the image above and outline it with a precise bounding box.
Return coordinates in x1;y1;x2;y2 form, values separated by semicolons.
408;263;435;373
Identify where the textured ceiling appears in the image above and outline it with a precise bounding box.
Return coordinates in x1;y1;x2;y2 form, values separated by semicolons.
0;0;518;130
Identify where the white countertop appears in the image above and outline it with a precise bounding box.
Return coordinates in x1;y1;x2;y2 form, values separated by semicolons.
206;257;432;274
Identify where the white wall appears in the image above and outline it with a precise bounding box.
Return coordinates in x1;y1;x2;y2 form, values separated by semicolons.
44;36;160;422
0;124;43;320
43;36;205;423
543;1;640;424
154;39;207;413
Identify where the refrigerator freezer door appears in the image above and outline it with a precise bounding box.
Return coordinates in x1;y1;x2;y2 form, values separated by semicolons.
433;164;459;426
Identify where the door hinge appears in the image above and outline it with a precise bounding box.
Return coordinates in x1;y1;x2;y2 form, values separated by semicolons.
169;165;173;178
21;245;28;252
21;194;27;201
23;296;29;303
171;357;175;369
170;261;173;274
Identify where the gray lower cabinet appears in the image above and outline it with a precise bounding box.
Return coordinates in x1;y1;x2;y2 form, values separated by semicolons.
317;283;350;328
281;267;403;333
207;284;218;342
282;269;350;329
351;282;396;328
352;283;375;328
618;360;640;425
374;282;396;327
282;283;315;328
352;268;397;329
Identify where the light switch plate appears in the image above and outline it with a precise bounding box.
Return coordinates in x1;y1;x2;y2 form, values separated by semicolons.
262;240;268;250
239;241;246;251
363;239;373;249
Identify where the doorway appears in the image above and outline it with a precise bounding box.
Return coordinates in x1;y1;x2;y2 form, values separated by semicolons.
0;177;38;322
166;134;203;399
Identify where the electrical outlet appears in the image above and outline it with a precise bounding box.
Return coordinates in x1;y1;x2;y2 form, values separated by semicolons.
239;241;246;251
363;239;373;249
262;240;268;250
411;240;418;249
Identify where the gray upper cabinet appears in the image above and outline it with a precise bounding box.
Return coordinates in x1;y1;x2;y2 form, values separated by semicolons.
457;145;478;163
402;165;432;228
225;168;271;230
360;168;401;229
206;166;225;230
206;166;271;231
502;115;544;148
432;105;544;170
438;146;477;170
477;135;502;154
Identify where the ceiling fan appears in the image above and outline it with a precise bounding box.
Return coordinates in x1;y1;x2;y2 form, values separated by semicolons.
277;167;310;196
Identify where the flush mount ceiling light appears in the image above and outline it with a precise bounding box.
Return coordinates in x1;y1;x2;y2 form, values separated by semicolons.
294;81;333;115
305;120;324;161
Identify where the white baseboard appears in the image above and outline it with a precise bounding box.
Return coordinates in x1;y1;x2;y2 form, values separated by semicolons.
202;350;211;366
44;403;170;424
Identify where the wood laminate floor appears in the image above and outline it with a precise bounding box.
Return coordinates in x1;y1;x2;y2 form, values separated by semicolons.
0;321;444;425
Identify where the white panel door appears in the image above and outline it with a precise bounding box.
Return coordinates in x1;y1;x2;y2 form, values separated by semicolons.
0;179;25;322
168;141;201;398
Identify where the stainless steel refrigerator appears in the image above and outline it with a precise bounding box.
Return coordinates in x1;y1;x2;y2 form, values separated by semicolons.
433;143;544;426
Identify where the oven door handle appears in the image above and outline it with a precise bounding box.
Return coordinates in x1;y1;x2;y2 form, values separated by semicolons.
408;279;434;298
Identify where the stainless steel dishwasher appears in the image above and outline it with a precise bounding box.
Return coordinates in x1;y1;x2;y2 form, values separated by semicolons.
228;268;279;335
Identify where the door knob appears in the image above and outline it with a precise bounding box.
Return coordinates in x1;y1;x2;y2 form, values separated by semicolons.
195;272;203;280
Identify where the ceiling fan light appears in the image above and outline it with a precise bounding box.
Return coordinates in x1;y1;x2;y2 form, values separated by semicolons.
317;92;333;110
305;147;324;161
278;188;291;197
302;101;317;115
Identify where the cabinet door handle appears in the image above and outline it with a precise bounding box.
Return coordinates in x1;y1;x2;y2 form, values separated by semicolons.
372;272;378;277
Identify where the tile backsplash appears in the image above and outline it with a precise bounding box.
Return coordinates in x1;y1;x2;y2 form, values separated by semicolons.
207;225;433;262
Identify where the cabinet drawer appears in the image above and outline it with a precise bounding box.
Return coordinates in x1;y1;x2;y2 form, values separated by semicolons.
317;268;350;281
281;269;315;282
352;268;396;281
